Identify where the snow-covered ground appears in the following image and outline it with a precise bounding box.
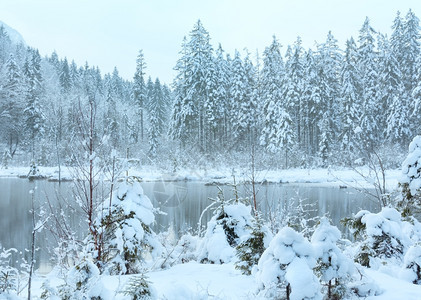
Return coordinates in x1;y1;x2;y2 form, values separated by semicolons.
23;261;421;299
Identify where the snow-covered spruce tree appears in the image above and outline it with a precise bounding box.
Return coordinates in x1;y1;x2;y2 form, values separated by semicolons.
96;178;162;274
357;17;380;150
311;217;354;299
197;186;253;264
132;49;147;143
255;227;321;300
58;256;110;300
400;243;421;284
343;208;408;267
398;135;421;218
338;37;361;159
235;211;273;275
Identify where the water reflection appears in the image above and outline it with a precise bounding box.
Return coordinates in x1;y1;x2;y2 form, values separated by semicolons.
0;178;378;271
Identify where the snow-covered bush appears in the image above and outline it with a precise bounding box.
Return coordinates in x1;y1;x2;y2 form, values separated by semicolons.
197;187;253;264
255;227;321;300
311;217;354;299
400;243;421;284
343;208;408;267
96;178;162;274
0;246;19;297
122;273;157;300
58;257;111;300
158;231;200;269
235;212;272;275
399;135;421;218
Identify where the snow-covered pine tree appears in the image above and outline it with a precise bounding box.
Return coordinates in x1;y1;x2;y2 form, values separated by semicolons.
230;50;247;143
133;50;147;143
235;212;272;275
315;32;342;165
59;57;71;93
23;48;45;161
398;135;421;218
344;208;407;267
400;243;421;284
97;178;162;274
197;186;253;264
255;227;321;299
147;78;166;157
357;17;380;151
283;37;305;161
259;36;284;153
311;217;354;299
169;20;214;151
339;38;361;158
1;53;24;158
58;257;110;300
206;44;228;149
122;272;156;300
376;34;410;146
402;9;421;96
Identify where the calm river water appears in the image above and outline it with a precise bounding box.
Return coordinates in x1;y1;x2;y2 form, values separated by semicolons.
0;177;379;271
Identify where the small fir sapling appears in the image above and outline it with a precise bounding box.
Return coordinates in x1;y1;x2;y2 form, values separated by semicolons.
311;217;354;299
96;177;162;274
342;208;407;267
58;257;110;300
400;243;421;284
197;185;254;264
122;272;157;300
255;227;321;300
235;212;272;275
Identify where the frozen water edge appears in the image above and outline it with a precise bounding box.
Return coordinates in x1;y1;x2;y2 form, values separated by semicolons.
0;165;402;190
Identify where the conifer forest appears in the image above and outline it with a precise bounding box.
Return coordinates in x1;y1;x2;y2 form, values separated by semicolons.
0;11;420;170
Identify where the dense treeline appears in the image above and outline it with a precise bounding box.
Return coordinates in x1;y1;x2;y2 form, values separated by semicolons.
170;10;421;168
0;10;420;169
0;29;172;167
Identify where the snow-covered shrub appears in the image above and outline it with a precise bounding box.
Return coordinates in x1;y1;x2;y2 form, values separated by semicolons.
96;178;162;274
400;243;421;284
122;273;156;300
0;246;19;296
197;187;253;264
343;208;408;267
235;212;272;275
158;231;200;269
58;257;111;300
40;279;60;300
398;135;421;218
311;217;354;299
255;227;321;300
348;277;383;297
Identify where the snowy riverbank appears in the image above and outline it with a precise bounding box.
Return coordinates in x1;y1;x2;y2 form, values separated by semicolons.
0;165;402;190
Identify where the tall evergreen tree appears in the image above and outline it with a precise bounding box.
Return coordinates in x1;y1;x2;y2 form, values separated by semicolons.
339;38;361;156
260;36;284;153
132;50;147;142
357;17;379;150
23;49;45;160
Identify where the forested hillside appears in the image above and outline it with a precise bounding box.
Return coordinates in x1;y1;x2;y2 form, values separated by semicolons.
0;10;419;169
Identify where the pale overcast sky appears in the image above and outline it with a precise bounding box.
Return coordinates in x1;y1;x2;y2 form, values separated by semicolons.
2;0;421;84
